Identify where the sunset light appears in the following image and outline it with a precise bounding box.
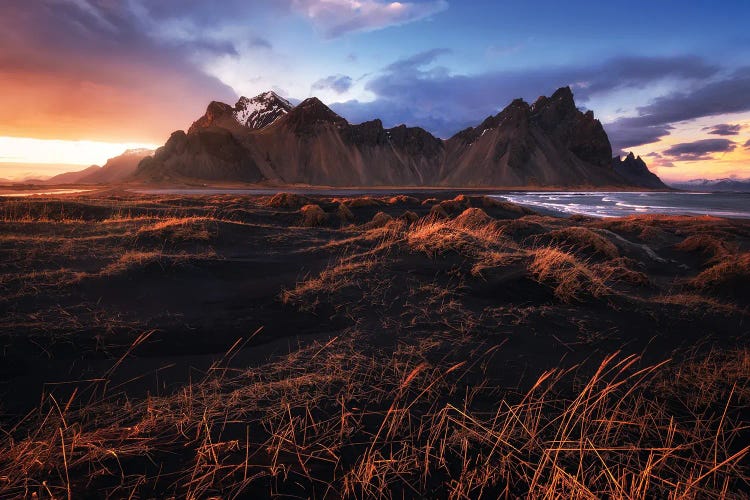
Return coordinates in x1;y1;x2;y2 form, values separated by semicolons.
0;137;157;177
2;2;750;498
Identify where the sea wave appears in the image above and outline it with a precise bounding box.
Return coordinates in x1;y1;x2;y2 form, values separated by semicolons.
493;191;750;219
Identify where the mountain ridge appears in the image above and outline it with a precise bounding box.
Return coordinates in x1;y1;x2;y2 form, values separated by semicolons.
43;87;668;189
669;177;750;192
38;149;154;185
612;152;668;189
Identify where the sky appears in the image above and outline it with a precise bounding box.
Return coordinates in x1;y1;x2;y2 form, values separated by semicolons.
1;0;750;182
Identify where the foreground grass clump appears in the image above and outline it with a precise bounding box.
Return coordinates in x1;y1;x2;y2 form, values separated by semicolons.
406;210;510;259
135;216;213;242
674;233;735;264
299;204;328;227
545;226;620;259
530;247;608;303
266;192;312;209
689;252;750;298
0;337;747;499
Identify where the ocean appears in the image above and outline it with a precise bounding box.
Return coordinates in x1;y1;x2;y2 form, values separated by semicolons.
494;191;750;219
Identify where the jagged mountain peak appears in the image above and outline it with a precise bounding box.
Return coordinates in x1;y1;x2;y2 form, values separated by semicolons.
551;85;574;101
143;87;665;189
531;86;582;124
188;91;293;134
296;96;333;111
233;91;293;130
613;151;667;189
236;90;285;104
280;97;348;134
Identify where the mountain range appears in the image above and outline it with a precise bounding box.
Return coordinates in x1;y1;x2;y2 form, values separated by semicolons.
35;149;154;185
669;177;750;192
9;88;667;189
135;87;667;189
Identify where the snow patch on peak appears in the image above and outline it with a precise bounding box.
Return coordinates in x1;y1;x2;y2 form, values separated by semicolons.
233;91;294;130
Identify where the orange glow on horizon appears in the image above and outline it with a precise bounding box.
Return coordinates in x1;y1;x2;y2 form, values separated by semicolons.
1;116;748;183
0;137;157;179
627;113;750;183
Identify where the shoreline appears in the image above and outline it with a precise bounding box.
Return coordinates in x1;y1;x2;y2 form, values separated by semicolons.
2;185;749;221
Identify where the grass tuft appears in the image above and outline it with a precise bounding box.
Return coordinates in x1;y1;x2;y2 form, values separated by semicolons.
688;252;750;298
529;247;608;302
299;204;328;227
546;226;620;259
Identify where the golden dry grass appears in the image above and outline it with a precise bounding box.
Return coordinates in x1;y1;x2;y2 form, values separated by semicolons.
299;204;328;227
652;347;750;407
340;196;384;208
135;216;213;241
400;210;419;222
1;338;747;499
689;253;750;295
591;257;650;287
406;210;511;259
281;222;403;309
2;193;749;498
674;233;736;264
266;192;312;209
364;211;393;229
655;293;735;309
337;202;355;223
529;247;609;303
386;195;420;205
546;227;620;259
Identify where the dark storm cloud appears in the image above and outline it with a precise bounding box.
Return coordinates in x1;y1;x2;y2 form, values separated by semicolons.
604;122;675;156
745;139;750;149
605;66;750;150
662;139;737;161
633;67;750;125
332;51;718;138
703;123;742;136
312;75;354;94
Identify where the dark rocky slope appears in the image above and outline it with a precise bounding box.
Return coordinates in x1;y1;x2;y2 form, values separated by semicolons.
442;88;622;186
613;152;668;190
43;149;153;184
135;88;665;188
137;129;264;183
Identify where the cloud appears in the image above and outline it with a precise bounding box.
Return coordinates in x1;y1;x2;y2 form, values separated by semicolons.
605;122;674;155
662;138;737;161
605;67;750;150
291;0;449;38
745;139;750;149
384;48;451;72
642;151;676;168
331;51;718;138
0;1;249;142
703;123;742;136
312;74;354;94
